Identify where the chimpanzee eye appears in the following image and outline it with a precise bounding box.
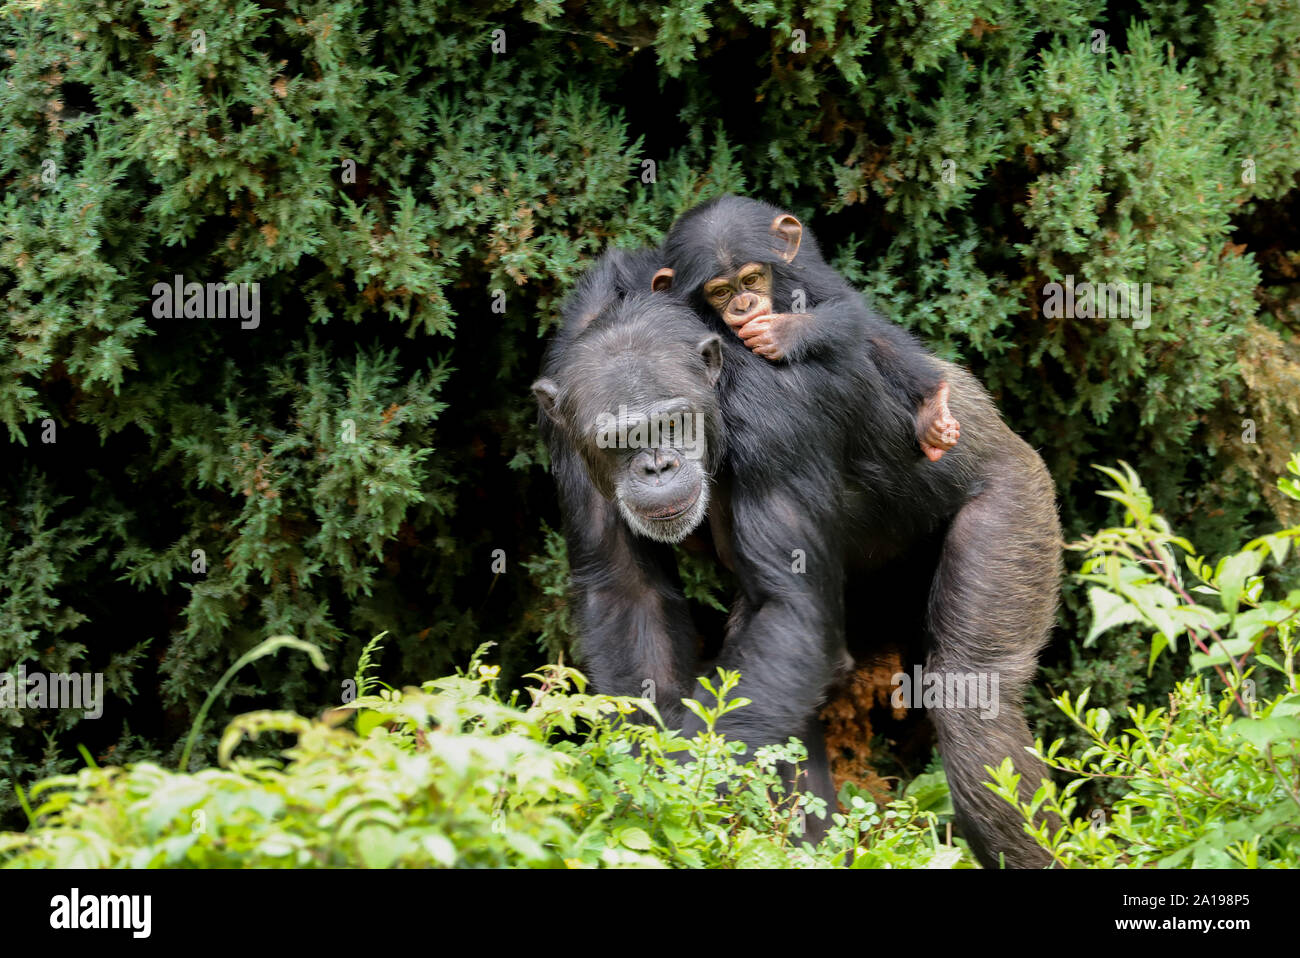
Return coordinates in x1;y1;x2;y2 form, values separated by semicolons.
743;273;758;288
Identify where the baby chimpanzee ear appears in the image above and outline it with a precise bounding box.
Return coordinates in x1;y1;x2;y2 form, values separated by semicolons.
532;378;563;425
697;335;722;386
651;267;675;292
770;214;802;263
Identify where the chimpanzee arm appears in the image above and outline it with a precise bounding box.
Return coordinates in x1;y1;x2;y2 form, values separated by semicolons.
551;440;699;724
680;476;847;752
747;297;945;404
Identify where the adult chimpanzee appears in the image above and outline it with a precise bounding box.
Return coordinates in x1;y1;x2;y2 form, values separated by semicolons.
534;255;841;841
533;249;724;711
534;214;1061;868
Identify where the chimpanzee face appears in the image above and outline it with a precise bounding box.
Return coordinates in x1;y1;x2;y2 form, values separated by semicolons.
534;298;724;543
656;195;805;331
702;262;774;329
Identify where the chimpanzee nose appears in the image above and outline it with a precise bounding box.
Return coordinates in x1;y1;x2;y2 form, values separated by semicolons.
637;449;680;481
732;293;756;314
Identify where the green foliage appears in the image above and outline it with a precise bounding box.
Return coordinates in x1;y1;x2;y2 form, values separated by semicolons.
1074;455;1299;680
351;629;390;698
675;546;732;614
989;455;1300;867
178;634;328;771
515;524;572;661
1;650;968;868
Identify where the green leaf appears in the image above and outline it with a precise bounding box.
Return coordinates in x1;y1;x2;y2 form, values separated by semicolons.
1085;587;1141;644
618;827;652;851
1259;534;1291;566
1230;605;1284;645
418;832;457;867
1217;551;1264;615
681;699;709;725
356;709;392;737
1091;708;1111;736
1148;632;1169;674
356;824;400;868
923;845;965;869
733;831;787;869
1254;653;1289;675
902;770;953;816
1228;715;1300;751
1271;694;1300;717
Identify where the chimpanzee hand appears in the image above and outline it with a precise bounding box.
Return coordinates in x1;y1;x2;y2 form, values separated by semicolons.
735;312;813;361
917;381;961;462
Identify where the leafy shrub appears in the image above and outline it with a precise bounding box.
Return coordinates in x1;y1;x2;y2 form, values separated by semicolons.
990;454;1300;867
2;644;968;868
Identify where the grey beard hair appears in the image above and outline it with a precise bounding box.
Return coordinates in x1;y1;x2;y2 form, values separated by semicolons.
617;481;711;544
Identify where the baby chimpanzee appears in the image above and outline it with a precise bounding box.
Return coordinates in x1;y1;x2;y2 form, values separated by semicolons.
656;195;960;462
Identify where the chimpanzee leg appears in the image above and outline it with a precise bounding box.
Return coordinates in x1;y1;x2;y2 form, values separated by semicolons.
788;712;836;844
925;461;1061;869
686;483;846;844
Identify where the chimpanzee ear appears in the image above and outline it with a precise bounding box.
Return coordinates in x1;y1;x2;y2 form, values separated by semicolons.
532;378;563;425
651;267;675;292
770;214;802;263
697;335;723;387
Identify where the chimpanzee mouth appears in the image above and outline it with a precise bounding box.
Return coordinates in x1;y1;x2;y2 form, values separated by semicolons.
642;487;701;521
734;306;770;327
620;482;709;543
